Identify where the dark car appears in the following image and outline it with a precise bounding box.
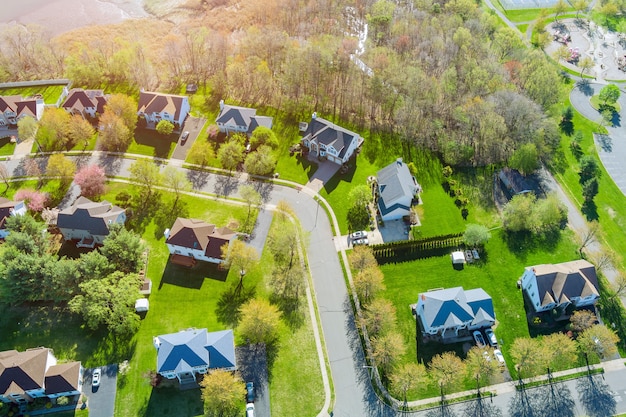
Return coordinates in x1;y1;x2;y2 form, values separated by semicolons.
180;131;190;144
246;381;255;403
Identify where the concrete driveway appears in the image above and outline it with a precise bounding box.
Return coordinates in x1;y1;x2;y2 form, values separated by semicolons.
83;364;118;417
170;116;206;161
236;345;269;417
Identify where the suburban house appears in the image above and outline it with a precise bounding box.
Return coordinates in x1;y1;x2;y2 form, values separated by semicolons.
61;88;108;118
153;328;236;385
137;91;190;128
376;158;421;221
300;114;362;165
215;100;273;134
497;167;538;200
164;218;236;266
520;260;600;314
0;348;82;404
0;197;27;239
416;286;495;342
56;197;126;248
0;95;44;126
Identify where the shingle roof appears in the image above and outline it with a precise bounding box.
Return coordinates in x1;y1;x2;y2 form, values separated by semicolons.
56;197;125;236
166;218;235;259
377;159;419;216
303;117;358;159
530;260;599;308
138;91;187;120
418;287;495;330
0;197;19;231
0;348;48;396
62;89;107;114
44;362;81;395
216;104;257;129
0;95;39;119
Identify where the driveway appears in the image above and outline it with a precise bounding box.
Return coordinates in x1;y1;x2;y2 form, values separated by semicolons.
83;364;118;417
236;345;269;417
170;116;206;160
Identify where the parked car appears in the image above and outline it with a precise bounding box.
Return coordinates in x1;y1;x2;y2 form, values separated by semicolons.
246;403;255;417
180;131;190;144
484;329;497;347
493;349;505;367
246;381;255;403
353;238;369;246
473;330;486;347
92;368;101;387
351;230;368;239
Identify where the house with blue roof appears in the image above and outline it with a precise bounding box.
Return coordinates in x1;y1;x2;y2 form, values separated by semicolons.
153;328;236;386
216;100;273;135
376;158;421;222
300;114;362;165
416;286;495;343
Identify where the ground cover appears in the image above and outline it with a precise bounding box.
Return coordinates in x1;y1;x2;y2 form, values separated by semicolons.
127;128;177;159
0;85;65;105
0;135;16;156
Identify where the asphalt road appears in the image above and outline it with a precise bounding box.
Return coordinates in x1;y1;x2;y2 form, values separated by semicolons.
83;364;118;417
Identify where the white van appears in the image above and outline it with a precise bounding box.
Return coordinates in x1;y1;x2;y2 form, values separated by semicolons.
246;403;255;417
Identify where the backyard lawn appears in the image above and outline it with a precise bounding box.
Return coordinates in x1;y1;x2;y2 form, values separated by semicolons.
0;135;16;157
0;84;66;105
127;128;177;159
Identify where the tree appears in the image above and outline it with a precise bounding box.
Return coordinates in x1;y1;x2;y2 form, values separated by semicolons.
543;333;577;371
100;224;145;274
188;139;215;167
510;337;548;378
502;193;536;232
77;250;113;281
371;331;406;376
13;189;47;212
104;93;138;132
35;108;70;151
354;266;386;305
217;140;245;172
74;164;106;198
129;159;161;205
156;120;174;135
98;112;131;152
573;0;589;19
221;239;260;291
608;272;626;301
570;310;597;333
46;154;76;186
578;56;594;78
239;184;262;228
390;363;428;405
582;177;599;202
200;369;245;417
238;298;282;345
347;204;370;232
270;265;303;303
599;84;620;107
68;115;95;150
429;352;466;396
17;116;38;141
244;145;277;176
465;346;499;392
577;221;600;256
553;0;568;22
554;45;572;64
0;164;9;193
533;194;567;234
579;156;600;184
578;324;619;360
348;246;378;272
69;272;141;335
268;224;299;271
162;166;191;208
463;224;491;247
348;184;373;208
509;143;539;175
5;214;49;254
249;126;279;150
361;298;397;337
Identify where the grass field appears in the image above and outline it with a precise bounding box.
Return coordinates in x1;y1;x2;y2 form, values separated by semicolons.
0;84;66;105
127;129;177;159
0;135;16;156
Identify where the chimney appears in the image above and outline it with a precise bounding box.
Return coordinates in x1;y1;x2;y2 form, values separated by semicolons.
312;112;317;119
164;228;170;239
396;157;403;165
219;100;224;111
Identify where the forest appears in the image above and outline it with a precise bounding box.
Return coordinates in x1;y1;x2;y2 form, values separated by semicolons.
0;0;563;167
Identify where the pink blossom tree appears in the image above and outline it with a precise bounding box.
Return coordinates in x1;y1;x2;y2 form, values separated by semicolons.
14;189;48;212
74;165;106;198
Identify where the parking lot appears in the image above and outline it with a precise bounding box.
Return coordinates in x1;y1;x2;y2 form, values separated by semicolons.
83;364;118;417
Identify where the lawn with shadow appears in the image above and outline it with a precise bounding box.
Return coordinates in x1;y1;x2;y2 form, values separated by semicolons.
128;128;177;159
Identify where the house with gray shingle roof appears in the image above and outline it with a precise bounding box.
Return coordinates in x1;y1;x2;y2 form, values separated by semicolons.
300;114;362;165
520;260;600;313
61;88;108;119
416;286;495;342
137;91;190;128
0;347;82;404
56;197;126;248
215;100;273;135
153;328;236;385
164;218;236;265
376;158;421;221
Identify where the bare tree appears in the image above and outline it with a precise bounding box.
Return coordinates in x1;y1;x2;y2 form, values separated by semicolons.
390;363;428;406
570;310;598;333
577;221;600;256
0;164;9;193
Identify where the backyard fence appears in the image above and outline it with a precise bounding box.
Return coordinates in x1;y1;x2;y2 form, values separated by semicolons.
372;233;464;264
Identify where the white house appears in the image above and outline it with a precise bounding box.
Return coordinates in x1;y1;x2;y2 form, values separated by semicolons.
301;114;362;165
0;197;27;239
61;88;108;118
520;260;600;313
56;197;126;248
416;287;495;341
215;100;273;134
153;328;236;385
137;91;190;128
376;158;421;221
0;95;44;127
164;218;236;265
0;348;82;404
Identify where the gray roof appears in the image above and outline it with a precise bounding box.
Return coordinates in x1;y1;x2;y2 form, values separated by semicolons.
418;287;495;330
529;260;599;307
216;104;257;129
56;197;125;236
302;117;358;159
377;158;419;216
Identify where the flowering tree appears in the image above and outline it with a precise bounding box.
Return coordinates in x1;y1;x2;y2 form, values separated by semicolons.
74;165;106;198
14;189;48;212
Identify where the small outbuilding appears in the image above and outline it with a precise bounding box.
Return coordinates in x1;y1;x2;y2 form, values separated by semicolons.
451;251;466;265
135;298;149;313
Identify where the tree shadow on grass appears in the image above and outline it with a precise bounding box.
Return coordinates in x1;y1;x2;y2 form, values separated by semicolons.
215;283;255;328
577;374;616;417
144;385;203;417
269;294;304;330
158;261;227;290
582;200;599;221
503;229;562;262
133;128;177;159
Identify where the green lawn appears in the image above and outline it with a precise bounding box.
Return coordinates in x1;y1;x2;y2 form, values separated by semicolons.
0;135;16;156
0;84;66;105
127;128;177;159
379;228;581;399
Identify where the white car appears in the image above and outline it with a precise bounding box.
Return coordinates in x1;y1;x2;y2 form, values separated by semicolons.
246;403;255;417
473;330;486;347
351;230;368;239
353;238;369;246
92;368;101;387
493;349;506;366
484;329;497;346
